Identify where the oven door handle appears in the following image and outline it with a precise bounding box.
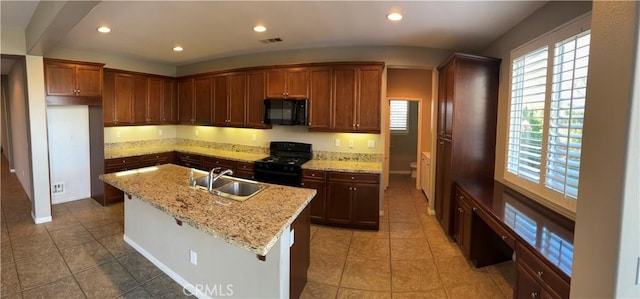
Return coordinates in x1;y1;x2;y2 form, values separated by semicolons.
254;168;300;177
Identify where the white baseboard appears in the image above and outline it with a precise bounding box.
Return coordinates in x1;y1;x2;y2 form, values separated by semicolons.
427;207;436;215
389;170;411;174
124;235;207;299
31;211;52;224
52;197;89;205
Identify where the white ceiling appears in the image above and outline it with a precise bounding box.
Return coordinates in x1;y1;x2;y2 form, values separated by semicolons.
0;0;38;30
2;1;547;67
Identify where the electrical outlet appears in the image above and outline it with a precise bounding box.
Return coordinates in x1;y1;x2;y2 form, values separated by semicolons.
348;140;354;148
158;129;163;136
52;182;65;194
116;131;121;138
195;129;199;136
334;139;340;147
252;134;257;142
368;140;376;148
190;250;198;265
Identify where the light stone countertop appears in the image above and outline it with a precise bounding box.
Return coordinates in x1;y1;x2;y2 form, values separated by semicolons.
105;145;268;162
100;164;315;256
302;160;382;174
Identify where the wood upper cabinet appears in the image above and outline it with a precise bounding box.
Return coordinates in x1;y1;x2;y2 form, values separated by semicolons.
266;68;309;98
246;71;268;128
147;77;163;123
162;79;177;123
227;73;247;126
44;59;103;97
308;67;332;130
177;78;195;123
132;75;148;124
328;64;382;133
194;76;213;124
438;63;455;139
103;72;134;125
331;67;357;131
212;74;229;126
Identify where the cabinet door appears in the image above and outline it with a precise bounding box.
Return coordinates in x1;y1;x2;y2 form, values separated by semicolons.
266;69;286;98
103;71;116;125
352;182;379;228
194;77;212;124
44;62;76;96
444;63;455;138
246;71;266;127
437;68;447;137
114;73;134;124
76;65;102;96
177;79;194;123
332;67;357;131
212;75;229;126
308;68;331;130
162;79;177;123
227;73;247;126
357;66;382;132
434;138;453;235
147;77;163;123
302;178;326;223
454;197;473;258
326;181;352;225
133;75;148;124
285;68;309;98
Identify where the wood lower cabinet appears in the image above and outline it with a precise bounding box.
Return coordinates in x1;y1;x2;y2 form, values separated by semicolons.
140;152;175;167
202;156;236;171
516;243;570;299
44;59;104;105
326;172;379;230
175;152;203;169
453;188;474;258
235;162;255;179
301;169;327;223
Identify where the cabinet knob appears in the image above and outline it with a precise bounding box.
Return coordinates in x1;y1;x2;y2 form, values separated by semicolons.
348;187;353;191
501;235;508;240
531;292;538;298
353;187;357;191
458;195;464;199
311;173;315;177
301;183;305;186
356;124;360;128
472;207;477;211
351;176;354;180
536;270;544;278
458;208;464;213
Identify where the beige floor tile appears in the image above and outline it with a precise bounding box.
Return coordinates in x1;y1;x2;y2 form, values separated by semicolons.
390;222;425;239
75;260;139;298
426;234;462;259
336;287;391;299
60;240;114;273
435;255;494;289
392;289;448;299
447;281;505;299
352;222;389;239
117;251;163;284
49;226;95;249
1;239;14;264
0;291;22;299
307;252;346;286
486;261;515;297
390;238;432;260
142;273;191;298
21;276;85;299
117;286;154;299
340;258;390;291
391;259;443;292
14;251;71;290
86;221;123;239
347;237;389;260
98;233;135;258
311;228;352;257
44;214;81;232
10;230;58;261
0;262;21;295
300;281;338;299
310;225;319;240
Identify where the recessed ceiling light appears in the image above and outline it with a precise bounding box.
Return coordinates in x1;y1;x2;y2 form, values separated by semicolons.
253;25;267;33
387;13;403;21
97;26;111;33
172;46;184;52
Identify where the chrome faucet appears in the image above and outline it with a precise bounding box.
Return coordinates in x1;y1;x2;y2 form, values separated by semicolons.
208;168;233;191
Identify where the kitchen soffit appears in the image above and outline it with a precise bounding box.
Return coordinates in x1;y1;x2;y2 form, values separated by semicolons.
8;1;547;66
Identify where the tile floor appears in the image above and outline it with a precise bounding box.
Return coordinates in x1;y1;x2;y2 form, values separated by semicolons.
1;156;514;298
299;175;515;299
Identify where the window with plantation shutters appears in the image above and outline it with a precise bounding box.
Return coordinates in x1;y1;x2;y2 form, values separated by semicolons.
504;13;590;214
389;100;409;133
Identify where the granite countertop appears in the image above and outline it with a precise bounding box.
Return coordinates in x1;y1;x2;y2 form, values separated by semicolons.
302;160;382;174
104;145;268;163
100;164;315;256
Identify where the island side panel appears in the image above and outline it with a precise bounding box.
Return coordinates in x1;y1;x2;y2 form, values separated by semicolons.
124;195;288;298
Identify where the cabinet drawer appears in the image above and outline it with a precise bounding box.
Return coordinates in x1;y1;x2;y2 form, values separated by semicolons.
517;243;570;299
105;156;141;167
474;205;516;249
202;156;236;170
303;169;326;180
140;152;174;166
176;152;202;163
236;161;255;171
328;172;379;183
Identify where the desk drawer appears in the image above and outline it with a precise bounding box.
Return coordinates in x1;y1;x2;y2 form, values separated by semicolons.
517;243;570;299
475;207;516;249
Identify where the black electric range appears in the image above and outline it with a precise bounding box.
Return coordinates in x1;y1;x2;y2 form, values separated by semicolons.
254;142;312;186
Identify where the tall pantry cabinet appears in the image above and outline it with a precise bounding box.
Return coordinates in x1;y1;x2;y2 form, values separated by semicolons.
434;53;500;235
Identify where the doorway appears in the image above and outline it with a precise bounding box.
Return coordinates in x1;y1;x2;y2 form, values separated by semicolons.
388;99;420;180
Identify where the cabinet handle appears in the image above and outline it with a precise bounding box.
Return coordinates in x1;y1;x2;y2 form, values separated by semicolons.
356;124;360;128
351;176;354;180
301;182;305;186
458;208;463;213
536;270;544;278
175;218;183;226
76;89;80;95
501;235;508;240
531;292;538;298
311;173;315;176
348;187;352;191
472;207;477;211
353;187;357;191
439;141;444;145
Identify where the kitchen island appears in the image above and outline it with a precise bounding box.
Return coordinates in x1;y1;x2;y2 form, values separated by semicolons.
101;164;316;298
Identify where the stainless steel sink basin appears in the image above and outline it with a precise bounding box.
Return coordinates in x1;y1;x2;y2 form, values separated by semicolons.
189;169;267;202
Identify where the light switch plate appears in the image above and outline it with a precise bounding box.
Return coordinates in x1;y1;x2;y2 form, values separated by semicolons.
190;250;197;265
116;131;121;138
158;129;163;136
368;140;376;148
335;139;341;147
348;140;354;148
252;134;257;142
195;129;199;136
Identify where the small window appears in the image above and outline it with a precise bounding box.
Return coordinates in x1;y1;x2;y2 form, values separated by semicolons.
389;100;409;134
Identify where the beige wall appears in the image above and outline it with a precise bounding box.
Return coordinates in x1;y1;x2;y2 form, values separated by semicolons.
7;58;32;199
0;28;26;55
1;75;11;163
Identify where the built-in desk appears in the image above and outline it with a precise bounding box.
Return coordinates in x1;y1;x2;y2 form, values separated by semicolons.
454;179;574;299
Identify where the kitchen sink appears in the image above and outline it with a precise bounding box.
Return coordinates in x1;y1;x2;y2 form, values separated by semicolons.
189;169;267;202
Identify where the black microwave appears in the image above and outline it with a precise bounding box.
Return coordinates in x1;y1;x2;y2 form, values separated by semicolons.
263;99;308;126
